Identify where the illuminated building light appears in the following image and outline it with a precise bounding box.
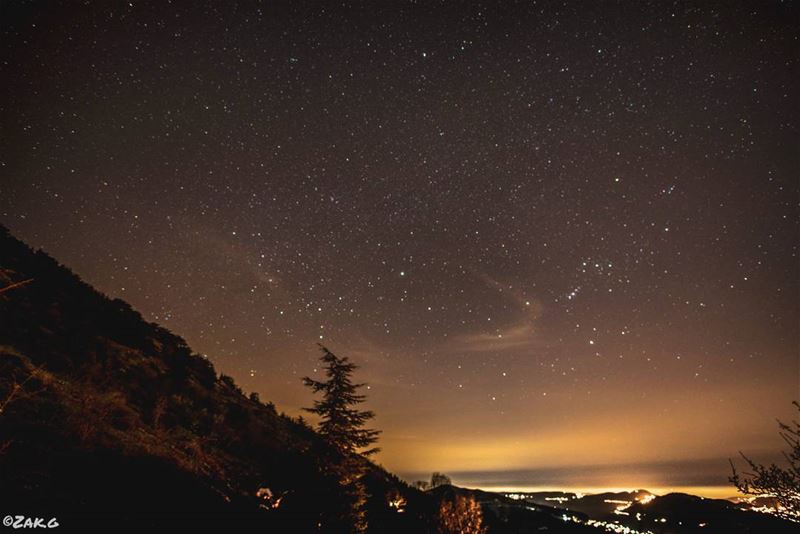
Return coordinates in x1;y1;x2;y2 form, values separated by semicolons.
586;519;654;534
637;494;656;505
387;493;407;513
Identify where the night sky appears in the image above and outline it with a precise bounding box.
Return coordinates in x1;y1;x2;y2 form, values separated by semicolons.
2;1;797;496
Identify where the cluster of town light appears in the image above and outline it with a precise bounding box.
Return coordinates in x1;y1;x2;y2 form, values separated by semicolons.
607;493;657;516
584;519;654;534
742;498;800;523
559;514;654;534
505;492;584;502
503;490;800;531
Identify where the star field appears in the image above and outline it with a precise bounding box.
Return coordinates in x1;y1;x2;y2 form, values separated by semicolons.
1;0;797;491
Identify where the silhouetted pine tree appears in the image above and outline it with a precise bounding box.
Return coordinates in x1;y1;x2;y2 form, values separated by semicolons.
303;345;380;533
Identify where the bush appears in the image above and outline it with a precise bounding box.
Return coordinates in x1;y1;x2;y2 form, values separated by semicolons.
437;495;486;534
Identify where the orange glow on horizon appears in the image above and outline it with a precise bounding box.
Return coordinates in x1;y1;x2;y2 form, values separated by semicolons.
448;485;741;500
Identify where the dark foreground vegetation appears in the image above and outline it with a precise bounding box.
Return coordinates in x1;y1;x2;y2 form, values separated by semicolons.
0;226;434;533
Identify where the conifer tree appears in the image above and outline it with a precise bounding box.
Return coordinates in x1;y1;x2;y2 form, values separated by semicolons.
303;344;380;455
303;345;380;533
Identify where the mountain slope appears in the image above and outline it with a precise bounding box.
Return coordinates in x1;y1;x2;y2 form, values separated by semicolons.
0;226;431;533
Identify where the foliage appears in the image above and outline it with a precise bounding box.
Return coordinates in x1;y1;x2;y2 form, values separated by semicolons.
303;345;380;455
303;345;381;533
218;374;242;394
731;401;800;519
436;494;486;534
430;472;452;489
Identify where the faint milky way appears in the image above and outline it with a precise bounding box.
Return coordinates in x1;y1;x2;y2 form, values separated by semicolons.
1;1;797;493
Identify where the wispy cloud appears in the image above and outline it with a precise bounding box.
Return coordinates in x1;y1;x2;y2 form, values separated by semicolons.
452;322;547;353
449;272;547;353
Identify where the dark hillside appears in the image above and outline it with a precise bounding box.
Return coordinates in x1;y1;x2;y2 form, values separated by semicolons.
0;226;431;533
623;493;798;534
